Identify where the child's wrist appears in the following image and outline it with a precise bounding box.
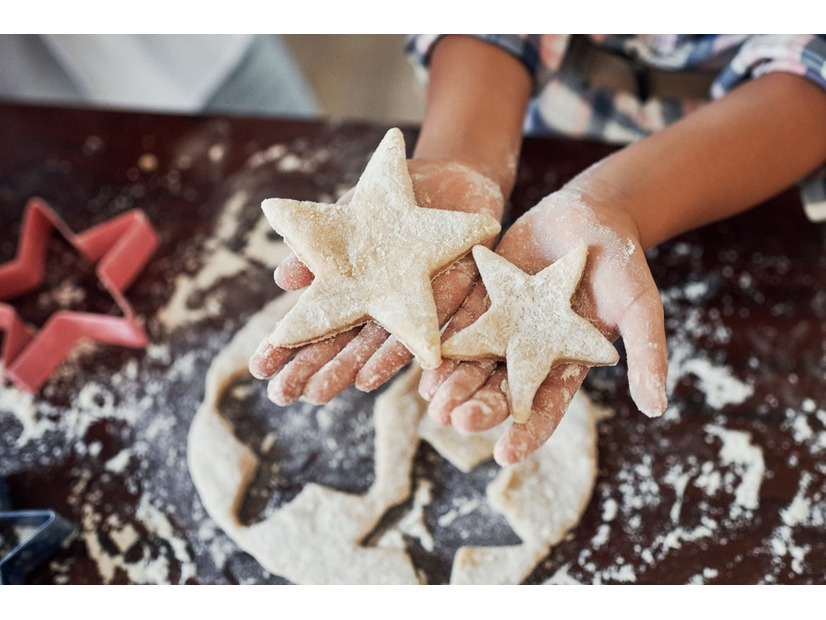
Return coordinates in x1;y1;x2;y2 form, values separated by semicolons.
401;156;507;225
537;177;645;251
411;144;518;201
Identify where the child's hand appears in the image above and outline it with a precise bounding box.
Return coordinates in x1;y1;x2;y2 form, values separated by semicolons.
421;185;669;466
249;158;504;406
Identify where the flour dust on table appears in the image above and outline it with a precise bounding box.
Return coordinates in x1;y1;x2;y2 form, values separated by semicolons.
4;119;826;583
187;280;604;584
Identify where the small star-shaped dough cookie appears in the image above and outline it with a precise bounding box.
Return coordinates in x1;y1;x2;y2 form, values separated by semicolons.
442;244;618;423
261;128;501;369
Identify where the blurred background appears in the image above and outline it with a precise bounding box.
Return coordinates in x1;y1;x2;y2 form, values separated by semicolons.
283;34;425;125
0;34;426;126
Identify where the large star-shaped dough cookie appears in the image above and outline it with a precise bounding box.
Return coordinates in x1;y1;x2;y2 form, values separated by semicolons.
442;245;618;423
261;128;501;369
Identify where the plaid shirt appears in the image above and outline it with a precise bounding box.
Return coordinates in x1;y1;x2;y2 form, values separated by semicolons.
407;34;826;221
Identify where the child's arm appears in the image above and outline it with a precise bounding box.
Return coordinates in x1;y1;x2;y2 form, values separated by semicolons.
426;70;826;465
250;36;532;404
582;71;826;250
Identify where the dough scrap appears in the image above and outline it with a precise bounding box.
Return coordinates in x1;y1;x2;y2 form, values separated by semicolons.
187;292;421;584
450;391;603;584
418;415;502;473
442;244;618;423
260;128;501;369
188;288;602;584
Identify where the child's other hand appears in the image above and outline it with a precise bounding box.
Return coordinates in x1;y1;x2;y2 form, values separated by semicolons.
248;159;504;406
421;184;668;466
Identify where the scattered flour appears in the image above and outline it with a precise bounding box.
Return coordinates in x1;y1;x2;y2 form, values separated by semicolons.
766;470;824;577
157;246;249;329
245;141;331;175
104;448;134;473
0;378;38;446
109;523;139;554
544;564;583;584
243;216;292;268
0;135;351;585
135;495;196;583
688;567;720;584
593;562;637;584
437;496;484;528
4;135;825;585
661;278;754;412
678;358;755;409
704;424;765;512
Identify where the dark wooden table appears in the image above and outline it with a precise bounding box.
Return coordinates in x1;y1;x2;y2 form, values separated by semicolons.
1;102;825;584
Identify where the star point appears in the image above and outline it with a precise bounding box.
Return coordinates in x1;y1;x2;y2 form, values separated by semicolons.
262;128;501;369
442;244;618;423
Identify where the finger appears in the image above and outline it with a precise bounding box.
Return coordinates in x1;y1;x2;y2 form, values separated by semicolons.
427;359;498;425
354;337;412;392
273;252;314;290
357;254;479;393
493;365;588;466
249;340;296;380
303;322;389;403
418;358;461;401
419;277;490;399
266;328;358;406
616;288;668;418
450;365;509;432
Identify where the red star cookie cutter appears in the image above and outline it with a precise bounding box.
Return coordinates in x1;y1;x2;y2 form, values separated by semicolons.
0;198;159;392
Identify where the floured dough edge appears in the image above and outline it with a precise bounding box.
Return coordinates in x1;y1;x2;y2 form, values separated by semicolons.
449;391;604;584
187;290;603;584
187;291;422;584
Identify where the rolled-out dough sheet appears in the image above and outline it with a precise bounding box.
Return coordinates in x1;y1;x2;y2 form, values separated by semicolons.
188;285;602;584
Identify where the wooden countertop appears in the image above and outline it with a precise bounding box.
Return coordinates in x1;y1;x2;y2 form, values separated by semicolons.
1;103;825;584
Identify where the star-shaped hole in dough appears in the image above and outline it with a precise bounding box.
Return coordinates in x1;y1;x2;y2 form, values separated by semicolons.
442;245;618;423
261;128;501;369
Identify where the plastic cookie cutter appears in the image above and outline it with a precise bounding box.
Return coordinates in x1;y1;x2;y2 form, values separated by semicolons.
0;197;159;392
0;478;76;585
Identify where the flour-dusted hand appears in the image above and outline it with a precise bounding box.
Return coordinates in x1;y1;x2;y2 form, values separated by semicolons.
423;184;669;465
251;35;535;407
439;243;619;424
249;154;504;406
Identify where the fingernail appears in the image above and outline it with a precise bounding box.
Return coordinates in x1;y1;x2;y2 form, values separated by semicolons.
302;379;336;405
492;443;517;467
452;400;494;433
250;342;277;379
418;374;439;401
631;371;668;418
645;383;668;418
426;399;452;426
493;435;532;467
640;396;667;418
266;378;294;407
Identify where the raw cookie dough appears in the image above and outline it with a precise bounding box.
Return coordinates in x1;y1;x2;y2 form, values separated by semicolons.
188;291;421;584
188;285;603;584
259;128;500;369
451;391;605;584
442;244;618;423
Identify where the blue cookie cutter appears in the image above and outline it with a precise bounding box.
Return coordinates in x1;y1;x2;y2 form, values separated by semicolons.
0;478;75;584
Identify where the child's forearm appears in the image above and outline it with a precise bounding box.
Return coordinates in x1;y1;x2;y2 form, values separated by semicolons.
568;72;826;250
412;35;532;200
